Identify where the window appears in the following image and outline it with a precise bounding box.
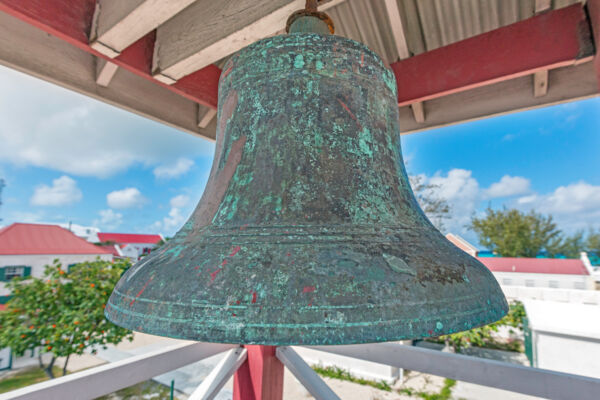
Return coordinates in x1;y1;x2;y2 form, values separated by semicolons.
574;282;585;290
4;266;25;280
525;279;535;287
549;281;559;288
502;278;512;285
0;266;31;281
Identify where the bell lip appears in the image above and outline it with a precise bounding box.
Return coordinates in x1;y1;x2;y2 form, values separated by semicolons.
104;291;508;346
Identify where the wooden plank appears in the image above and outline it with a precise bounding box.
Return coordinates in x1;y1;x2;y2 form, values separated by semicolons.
397;61;599;134
153;0;347;83
233;346;284;400
189;347;247;400
95;58;119;87
0;0;220;109
276;347;340;400
535;0;552;13
533;69;548;97
410;102;425;123
0;11;216;139
0;342;236;400
306;343;600;400
90;0;196;57
391;4;594;107
198;106;218;129
382;0;410;60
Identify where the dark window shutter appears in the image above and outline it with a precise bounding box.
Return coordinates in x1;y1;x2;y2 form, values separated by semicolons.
0;267;5;282
23;266;32;277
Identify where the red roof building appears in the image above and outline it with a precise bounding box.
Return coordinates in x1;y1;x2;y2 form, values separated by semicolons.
97;233;163;245
478;257;590;276
0;223;111;255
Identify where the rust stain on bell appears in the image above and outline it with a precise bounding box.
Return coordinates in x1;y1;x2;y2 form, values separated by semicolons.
106;9;507;345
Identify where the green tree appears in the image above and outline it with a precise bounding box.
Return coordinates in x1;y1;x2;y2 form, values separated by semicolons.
470;208;566;257
585;229;600;265
409;174;451;232
0;260;133;378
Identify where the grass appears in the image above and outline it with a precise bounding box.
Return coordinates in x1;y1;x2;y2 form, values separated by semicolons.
398;378;456;400
0;366;176;399
312;365;392;391
0;366;62;394
96;380;176;400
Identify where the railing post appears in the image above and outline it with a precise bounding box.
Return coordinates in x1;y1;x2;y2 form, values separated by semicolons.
233;345;284;400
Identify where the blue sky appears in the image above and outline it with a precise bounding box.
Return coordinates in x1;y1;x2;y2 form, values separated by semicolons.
0;65;599;246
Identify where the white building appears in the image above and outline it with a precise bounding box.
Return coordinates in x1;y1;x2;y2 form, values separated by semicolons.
57;222;100;242
96;232;164;261
445;233;596;291
0;223;112;305
478;256;595;291
523;299;600;379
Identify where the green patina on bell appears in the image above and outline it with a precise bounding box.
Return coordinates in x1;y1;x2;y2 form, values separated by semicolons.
106;8;507;345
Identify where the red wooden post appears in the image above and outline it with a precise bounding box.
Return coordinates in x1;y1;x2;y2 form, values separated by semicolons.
233;345;284;400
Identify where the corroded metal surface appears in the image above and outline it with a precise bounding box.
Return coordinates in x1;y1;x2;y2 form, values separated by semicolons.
106;20;507;345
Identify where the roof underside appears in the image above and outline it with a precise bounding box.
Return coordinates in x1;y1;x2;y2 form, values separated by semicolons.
0;0;596;140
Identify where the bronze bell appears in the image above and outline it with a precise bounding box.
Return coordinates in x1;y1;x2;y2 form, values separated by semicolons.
106;6;507;345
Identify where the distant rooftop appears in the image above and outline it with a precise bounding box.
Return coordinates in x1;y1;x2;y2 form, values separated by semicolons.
97;232;163;245
0;223;111;255
478;256;589;276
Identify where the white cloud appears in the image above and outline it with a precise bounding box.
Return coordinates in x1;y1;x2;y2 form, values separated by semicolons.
94;209;123;230
30;176;82;206
0;66;214;178
419;169;480;236
152;194;193;234
106;188;146;209
170;194;190;208
153;158;194;179
484;175;531;198
539;182;600;214
513;182;600;232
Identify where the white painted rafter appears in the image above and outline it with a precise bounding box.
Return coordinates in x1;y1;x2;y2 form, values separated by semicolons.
382;0;425;123
90;0;197;58
95;58;119;87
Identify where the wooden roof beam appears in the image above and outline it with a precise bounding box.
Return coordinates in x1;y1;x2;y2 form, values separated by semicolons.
391;4;594;107
382;0;426;124
153;0;348;84
90;0;197;58
589;0;600;89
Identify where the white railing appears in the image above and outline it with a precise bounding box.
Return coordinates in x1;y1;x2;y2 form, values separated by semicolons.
1;342;600;400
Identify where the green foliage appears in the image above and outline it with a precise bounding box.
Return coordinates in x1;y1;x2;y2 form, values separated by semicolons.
0;259;133;378
312;365;392;391
586;229;600;265
470;208;564;257
397;378;456;400
440;301;525;352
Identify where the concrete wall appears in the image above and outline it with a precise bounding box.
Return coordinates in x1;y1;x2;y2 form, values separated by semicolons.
532;331;600;379
0;253;112;296
493;271;594;290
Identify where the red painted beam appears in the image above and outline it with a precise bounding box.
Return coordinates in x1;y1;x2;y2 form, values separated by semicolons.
0;0;219;108
233;345;284;400
391;4;594;107
588;0;600;89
